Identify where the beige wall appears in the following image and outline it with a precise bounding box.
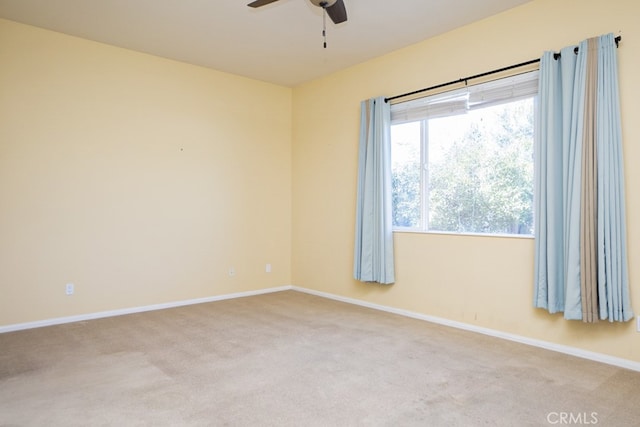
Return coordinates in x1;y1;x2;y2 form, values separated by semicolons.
292;0;640;362
0;19;292;325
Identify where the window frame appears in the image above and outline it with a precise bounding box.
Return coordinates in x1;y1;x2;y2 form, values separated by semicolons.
390;71;538;237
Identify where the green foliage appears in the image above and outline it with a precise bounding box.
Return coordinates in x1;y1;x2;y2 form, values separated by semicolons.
392;99;534;235
430;100;533;234
392;159;421;227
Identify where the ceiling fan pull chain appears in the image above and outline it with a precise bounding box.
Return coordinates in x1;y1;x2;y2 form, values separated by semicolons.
322;8;327;48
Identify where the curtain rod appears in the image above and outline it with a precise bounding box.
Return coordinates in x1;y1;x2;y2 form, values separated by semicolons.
385;35;621;104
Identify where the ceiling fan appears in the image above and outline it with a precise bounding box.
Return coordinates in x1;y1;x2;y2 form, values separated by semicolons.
247;0;348;25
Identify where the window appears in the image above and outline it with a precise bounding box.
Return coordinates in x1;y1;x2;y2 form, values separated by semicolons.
390;71;537;236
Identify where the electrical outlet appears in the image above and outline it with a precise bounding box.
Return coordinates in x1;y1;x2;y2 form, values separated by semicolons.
228;267;236;277
65;283;74;295
637;316;640;332
266;263;272;273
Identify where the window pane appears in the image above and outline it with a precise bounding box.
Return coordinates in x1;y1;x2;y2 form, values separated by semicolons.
391;121;421;228
427;98;534;234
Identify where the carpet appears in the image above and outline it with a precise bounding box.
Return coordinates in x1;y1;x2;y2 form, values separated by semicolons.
1;290;639;426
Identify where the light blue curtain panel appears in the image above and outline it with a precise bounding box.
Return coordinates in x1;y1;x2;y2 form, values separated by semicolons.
596;34;633;322
353;97;395;284
534;33;634;322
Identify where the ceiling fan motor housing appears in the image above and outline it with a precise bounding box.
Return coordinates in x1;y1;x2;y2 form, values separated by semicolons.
248;0;346;25
310;0;337;7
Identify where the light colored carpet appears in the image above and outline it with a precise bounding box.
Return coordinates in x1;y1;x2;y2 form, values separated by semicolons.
1;290;639;426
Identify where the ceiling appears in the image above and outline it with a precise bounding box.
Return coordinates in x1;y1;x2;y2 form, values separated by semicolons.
0;0;532;87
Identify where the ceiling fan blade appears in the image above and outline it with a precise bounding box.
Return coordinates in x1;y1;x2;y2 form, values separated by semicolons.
247;0;280;7
325;0;347;24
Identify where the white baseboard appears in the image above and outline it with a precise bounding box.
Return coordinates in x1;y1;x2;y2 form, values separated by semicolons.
3;284;638;372
291;286;640;373
0;286;293;334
